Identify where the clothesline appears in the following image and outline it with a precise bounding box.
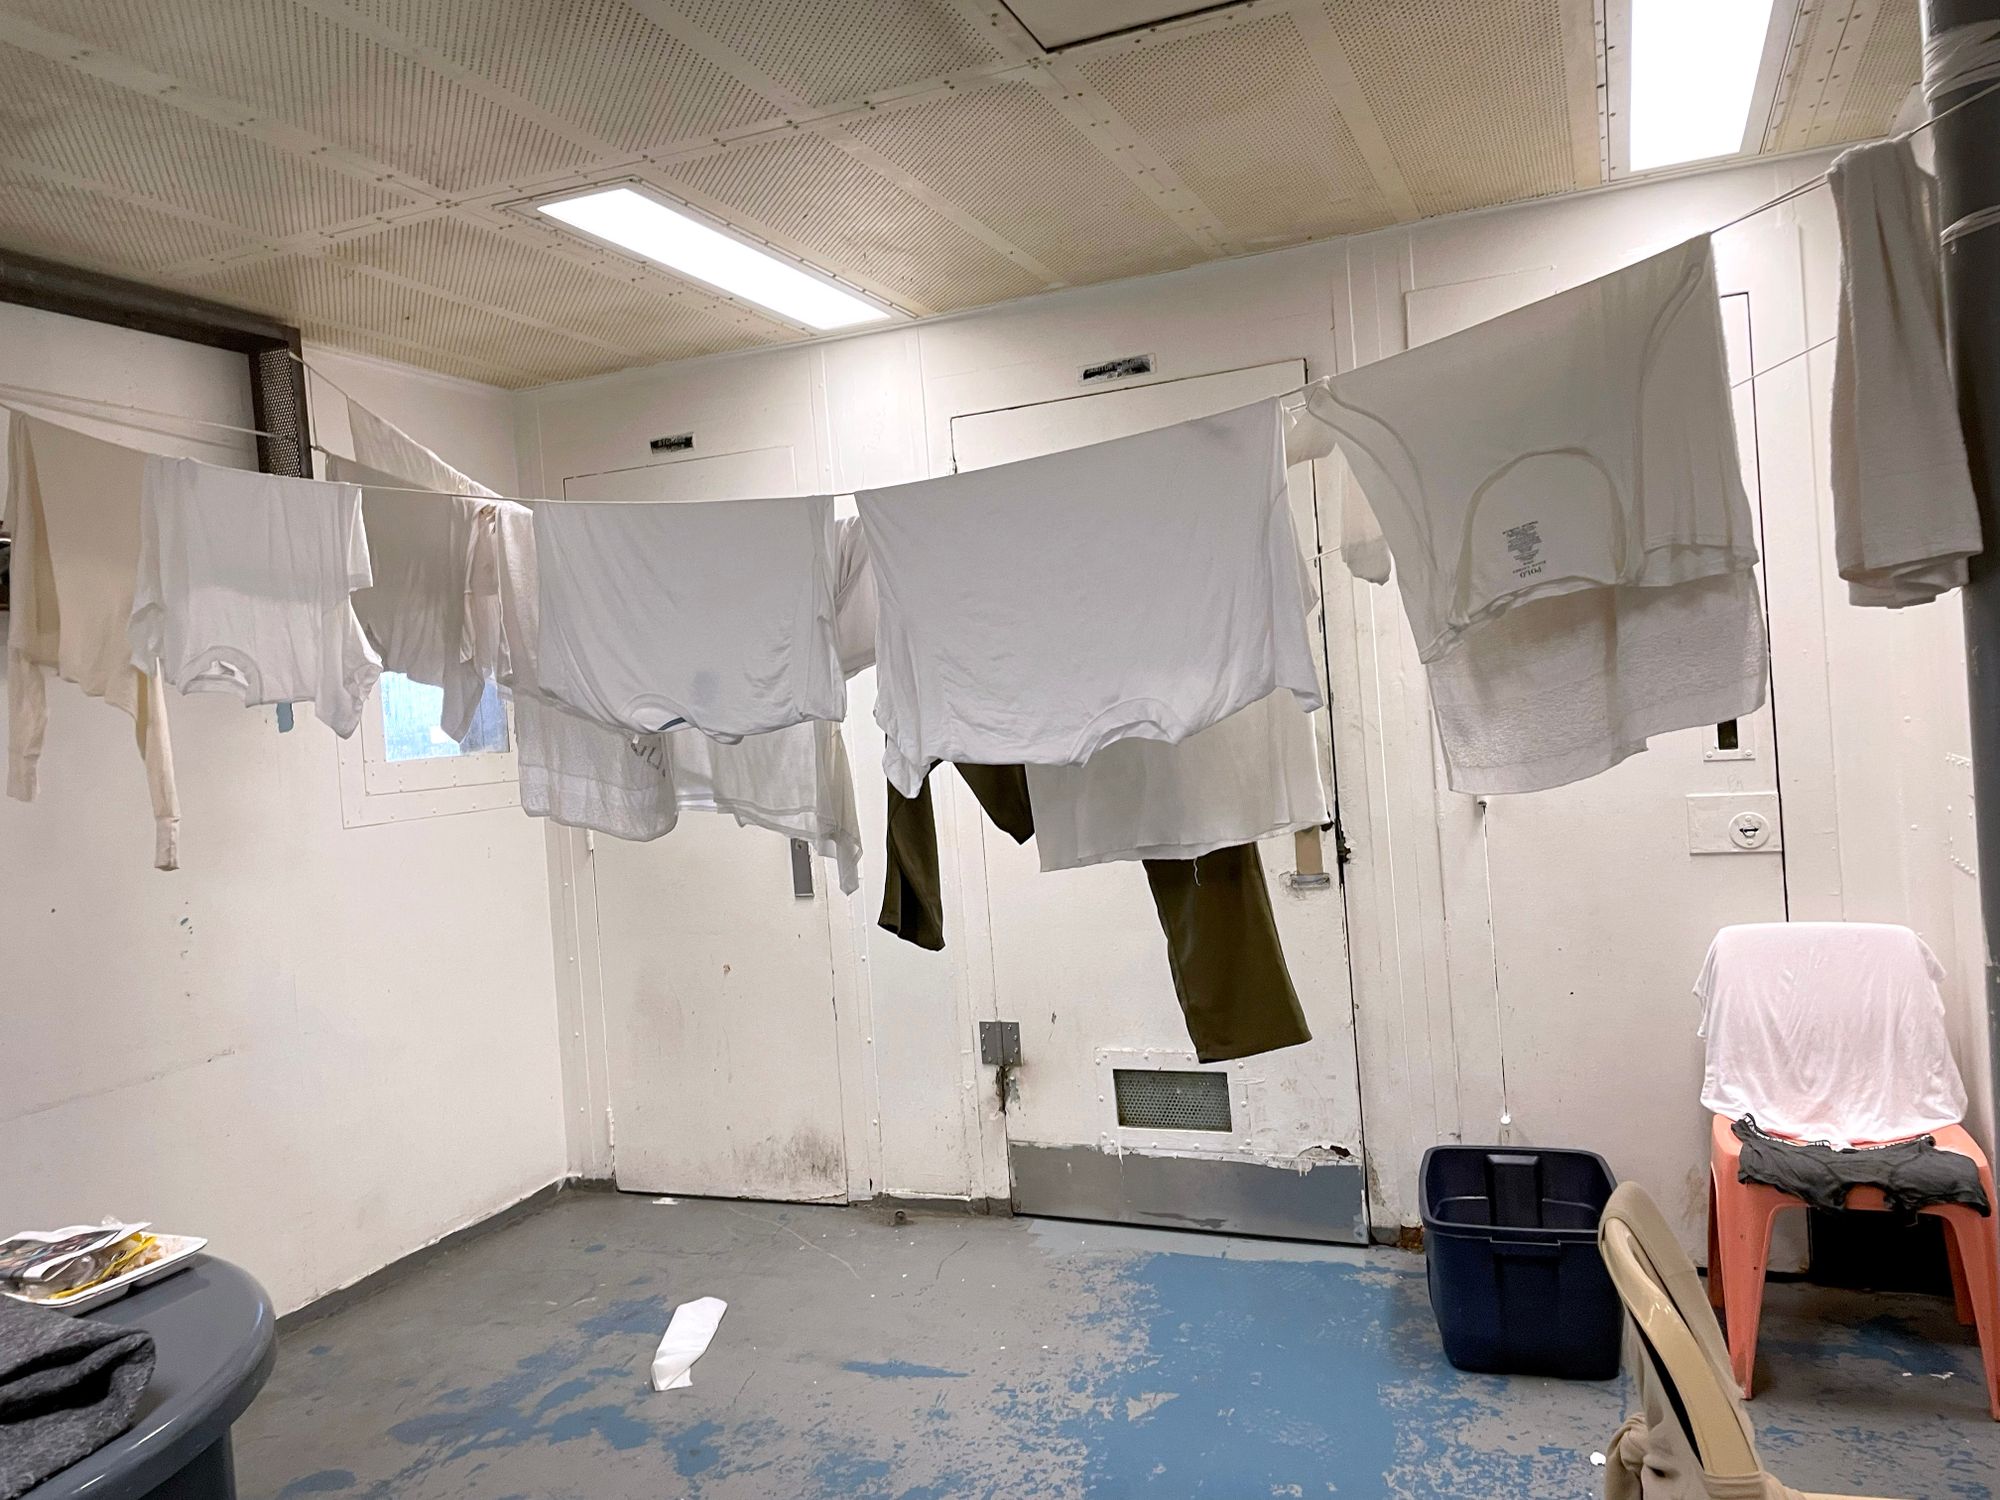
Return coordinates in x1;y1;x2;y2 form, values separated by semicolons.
9;79;1996;514
0;381;275;446
304;88;2000;513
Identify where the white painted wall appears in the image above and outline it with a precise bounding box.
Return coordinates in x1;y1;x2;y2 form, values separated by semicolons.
0;308;568;1314
521;151;1994;1242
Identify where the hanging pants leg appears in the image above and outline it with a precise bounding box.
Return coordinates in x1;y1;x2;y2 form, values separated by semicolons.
1144;844;1312;1063
879;765;1034;950
879;767;1311;1062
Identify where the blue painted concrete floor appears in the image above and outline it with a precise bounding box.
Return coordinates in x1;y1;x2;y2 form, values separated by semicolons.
236;1192;2000;1499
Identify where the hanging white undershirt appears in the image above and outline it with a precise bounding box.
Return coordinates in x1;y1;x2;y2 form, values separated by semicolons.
1025;689;1326;869
484;503;860;890
831;514;878;677
326;456;486;741
1426;569;1769;795
130;455;379;738
532;495;844;740
1286;403;1388;585
5;411;181;869
859;398;1321;797
1828;137;1984;607
347;398;500;503
1305;235;1756;665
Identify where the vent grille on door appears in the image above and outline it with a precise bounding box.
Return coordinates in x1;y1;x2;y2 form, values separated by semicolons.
1113;1068;1232;1132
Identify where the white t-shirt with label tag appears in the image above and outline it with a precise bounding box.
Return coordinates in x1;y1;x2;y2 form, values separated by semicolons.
1307;235;1755;664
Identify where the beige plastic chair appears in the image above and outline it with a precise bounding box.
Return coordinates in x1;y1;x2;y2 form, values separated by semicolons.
1598;1183;1901;1500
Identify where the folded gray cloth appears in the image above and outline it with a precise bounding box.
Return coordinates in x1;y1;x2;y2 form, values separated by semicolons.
1733;1116;1992;1217
0;1297;156;1499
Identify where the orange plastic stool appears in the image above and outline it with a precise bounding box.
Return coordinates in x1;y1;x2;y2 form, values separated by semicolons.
1706;1112;2000;1420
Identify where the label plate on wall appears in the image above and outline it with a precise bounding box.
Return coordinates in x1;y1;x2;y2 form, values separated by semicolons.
1686;791;1783;854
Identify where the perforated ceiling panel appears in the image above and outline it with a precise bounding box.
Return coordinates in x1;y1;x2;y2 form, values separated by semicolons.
1762;0;1920;155
2;0;592;194
665;0;1004;108
1080;11;1391;250
846;81;1205;285
0;41;410;239
0;0;1926;388
1320;0;1582;217
662;132;1049;315
329;216;792;365
0;169;252;273
333;0;781;153
180;254;629;385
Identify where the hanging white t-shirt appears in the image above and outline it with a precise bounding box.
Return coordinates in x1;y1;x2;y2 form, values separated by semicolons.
1285;402;1389;585
859;398;1321;797
347;397;500;502
514;699;861;892
832;514;878;678
5;411;181;869
532;495;844;740
1696;922;1967;1148
1828;138;1983;607
1426;567;1769;794
1025;689;1326;869
1310;236;1756;664
130;456;380;737
326;456;486;741
487;503;860;889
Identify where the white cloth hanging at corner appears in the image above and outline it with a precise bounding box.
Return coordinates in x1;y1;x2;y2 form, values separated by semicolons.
860;397;1321;798
1828;136;1984;608
5;410;181;869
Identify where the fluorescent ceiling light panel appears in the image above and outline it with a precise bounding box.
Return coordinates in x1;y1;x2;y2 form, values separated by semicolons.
538;187;890;331
1628;0;1777;172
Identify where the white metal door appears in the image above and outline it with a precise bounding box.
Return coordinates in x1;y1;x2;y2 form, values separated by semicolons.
1422;269;1789;1252
949;361;1368;1243
574;445;850;1202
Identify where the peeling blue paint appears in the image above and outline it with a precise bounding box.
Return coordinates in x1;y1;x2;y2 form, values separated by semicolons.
669;1418;728;1478
546;1404;654;1450
576;1298;666;1338
277;1469;356;1496
529;1377;597;1415
247;1201;2000;1500
842;1360;968;1380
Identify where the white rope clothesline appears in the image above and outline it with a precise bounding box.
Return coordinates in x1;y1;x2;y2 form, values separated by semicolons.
0;380;277;445
7;70;1995;504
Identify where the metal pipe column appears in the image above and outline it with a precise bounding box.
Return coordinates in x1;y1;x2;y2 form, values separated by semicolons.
1928;0;2000;1125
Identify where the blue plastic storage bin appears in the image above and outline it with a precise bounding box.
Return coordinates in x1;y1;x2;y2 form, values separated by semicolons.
1419;1145;1623;1379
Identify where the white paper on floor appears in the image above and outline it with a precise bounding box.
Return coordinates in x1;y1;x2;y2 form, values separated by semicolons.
650;1296;728;1391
